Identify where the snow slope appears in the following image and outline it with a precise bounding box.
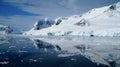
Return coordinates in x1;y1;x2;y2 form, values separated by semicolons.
24;2;120;36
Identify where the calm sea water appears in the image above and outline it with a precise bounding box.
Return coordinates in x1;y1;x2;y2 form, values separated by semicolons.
0;35;120;67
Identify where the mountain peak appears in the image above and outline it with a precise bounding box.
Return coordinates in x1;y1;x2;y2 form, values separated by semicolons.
31;18;55;30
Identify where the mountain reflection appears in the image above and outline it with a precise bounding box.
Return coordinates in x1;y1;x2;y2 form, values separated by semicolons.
30;36;120;67
0;35;120;67
31;39;62;51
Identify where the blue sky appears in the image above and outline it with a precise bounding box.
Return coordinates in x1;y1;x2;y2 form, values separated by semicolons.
0;0;120;31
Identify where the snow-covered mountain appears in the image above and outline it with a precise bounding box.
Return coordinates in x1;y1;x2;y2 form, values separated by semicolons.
24;2;120;36
30;18;54;30
0;24;13;34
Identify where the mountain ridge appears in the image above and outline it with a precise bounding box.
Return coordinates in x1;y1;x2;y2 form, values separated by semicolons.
24;2;120;36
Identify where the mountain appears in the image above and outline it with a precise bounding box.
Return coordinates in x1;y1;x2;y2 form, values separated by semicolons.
23;18;55;35
0;24;13;34
24;2;120;36
32;18;54;30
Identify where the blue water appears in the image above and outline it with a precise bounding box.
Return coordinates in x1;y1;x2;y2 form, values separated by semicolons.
0;35;119;67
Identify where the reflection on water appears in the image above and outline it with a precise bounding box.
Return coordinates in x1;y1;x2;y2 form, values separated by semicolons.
0;35;120;67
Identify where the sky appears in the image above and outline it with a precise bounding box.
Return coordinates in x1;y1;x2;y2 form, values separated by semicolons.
0;0;120;31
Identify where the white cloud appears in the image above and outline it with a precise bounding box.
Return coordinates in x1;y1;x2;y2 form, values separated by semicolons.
3;0;78;18
59;0;80;12
0;15;41;31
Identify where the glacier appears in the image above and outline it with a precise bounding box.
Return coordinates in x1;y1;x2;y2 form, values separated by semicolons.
24;2;120;36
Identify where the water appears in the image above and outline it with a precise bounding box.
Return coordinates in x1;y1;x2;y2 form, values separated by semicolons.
0;35;120;67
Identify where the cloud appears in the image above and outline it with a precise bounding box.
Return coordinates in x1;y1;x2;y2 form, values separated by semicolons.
2;0;119;17
2;0;77;18
0;15;41;31
58;0;80;12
